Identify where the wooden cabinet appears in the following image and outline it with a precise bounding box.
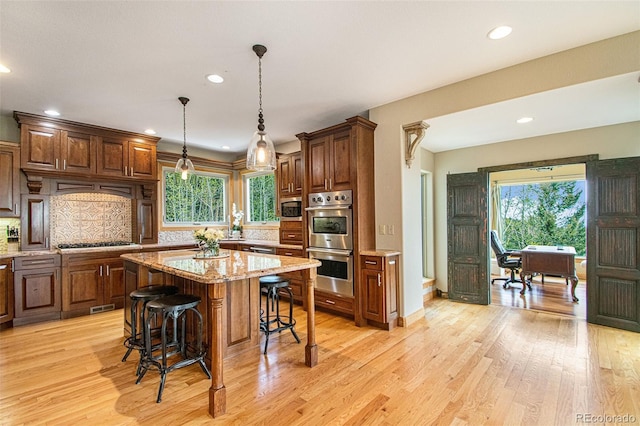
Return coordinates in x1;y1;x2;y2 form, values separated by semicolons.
97;136;156;180
15;112;159;183
135;199;157;245
62;253;129;318
20;194;50;250
360;253;399;330
275;248;306;307
13;255;61;325
0;142;21;217
314;288;355;316
279;221;303;245
305;131;352;193
277;151;303;198
0;258;14;325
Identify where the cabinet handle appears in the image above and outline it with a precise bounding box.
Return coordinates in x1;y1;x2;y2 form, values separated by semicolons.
45;237;49;248
365;260;377;265
287;234;296;238
55;158;59;169
100;265;103;276
124;167;127;176
63;159;67;170
130;167;134;176
377;273;381;287
0;265;6;270
11;259;15;272
14;203;18;213
324;179;328;190
106;265;110;276
284;252;293;256
139;234;143;244
329;178;332;190
325;299;336;305
389;260;396;265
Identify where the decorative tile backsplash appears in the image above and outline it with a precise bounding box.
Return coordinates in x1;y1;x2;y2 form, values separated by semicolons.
50;193;132;246
0;218;21;253
159;228;278;244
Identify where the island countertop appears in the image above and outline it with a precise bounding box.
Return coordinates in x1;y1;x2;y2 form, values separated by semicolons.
120;249;320;284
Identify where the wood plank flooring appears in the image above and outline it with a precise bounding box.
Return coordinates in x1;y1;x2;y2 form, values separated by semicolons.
1;298;638;425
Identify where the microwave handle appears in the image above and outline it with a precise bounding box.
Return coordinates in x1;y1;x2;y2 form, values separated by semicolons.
305;206;352;211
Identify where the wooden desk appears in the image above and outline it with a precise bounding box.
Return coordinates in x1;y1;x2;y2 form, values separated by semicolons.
121;249;321;418
519;245;579;302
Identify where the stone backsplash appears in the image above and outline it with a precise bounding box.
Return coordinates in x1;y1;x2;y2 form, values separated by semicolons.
159;228;279;245
50;193;132;246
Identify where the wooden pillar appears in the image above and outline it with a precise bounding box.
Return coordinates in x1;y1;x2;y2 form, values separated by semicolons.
207;282;226;417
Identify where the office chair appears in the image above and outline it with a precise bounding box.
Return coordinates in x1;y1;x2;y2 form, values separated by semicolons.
490;230;530;290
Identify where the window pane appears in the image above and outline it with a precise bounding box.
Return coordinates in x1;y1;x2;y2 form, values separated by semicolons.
246;174;276;222
163;168;226;224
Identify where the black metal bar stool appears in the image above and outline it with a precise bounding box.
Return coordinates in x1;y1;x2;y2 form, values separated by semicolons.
259;275;300;354
122;285;179;374
136;294;211;403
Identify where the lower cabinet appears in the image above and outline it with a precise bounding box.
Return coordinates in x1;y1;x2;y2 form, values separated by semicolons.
62;253;128;318
0;258;14;325
275;248;306;307
13;255;61;325
360;253;400;330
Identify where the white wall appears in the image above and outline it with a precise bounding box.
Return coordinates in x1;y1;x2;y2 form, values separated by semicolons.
369;31;640;322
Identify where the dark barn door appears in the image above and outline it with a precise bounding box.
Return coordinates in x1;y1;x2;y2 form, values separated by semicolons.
586;156;640;332
447;172;489;304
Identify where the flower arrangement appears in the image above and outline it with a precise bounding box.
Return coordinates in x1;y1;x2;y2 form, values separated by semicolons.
232;203;244;232
193;227;225;257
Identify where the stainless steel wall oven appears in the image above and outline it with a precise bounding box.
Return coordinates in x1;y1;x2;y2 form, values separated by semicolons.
306;190;354;297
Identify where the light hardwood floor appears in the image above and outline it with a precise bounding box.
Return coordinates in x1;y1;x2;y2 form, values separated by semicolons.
1;298;638;425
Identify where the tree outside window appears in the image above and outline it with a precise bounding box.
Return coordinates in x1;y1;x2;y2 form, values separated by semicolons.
163;167;227;225
499;180;586;255
245;172;276;223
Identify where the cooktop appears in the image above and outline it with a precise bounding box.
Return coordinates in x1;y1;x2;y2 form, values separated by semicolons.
57;241;134;249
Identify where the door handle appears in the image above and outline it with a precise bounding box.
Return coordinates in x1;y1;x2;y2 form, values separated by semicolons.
100;265;103;276
377;273;381;286
63;159;67;170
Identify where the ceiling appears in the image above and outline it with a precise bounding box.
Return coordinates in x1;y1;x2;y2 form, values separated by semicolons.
1;1;638;157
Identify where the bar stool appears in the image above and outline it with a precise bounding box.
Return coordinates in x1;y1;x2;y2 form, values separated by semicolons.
259;275;300;354
122;285;179;374
136;294;211;403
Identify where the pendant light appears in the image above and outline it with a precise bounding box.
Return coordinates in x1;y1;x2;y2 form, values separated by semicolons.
246;44;277;171
175;96;195;180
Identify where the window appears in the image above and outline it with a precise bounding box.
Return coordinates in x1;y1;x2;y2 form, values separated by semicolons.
162;167;228;226
244;172;277;223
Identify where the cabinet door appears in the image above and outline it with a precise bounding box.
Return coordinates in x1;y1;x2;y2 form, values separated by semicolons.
59;130;97;174
104;259;125;308
21;125;61;171
20;195;50;250
362;269;385;323
307;136;330;193
14;267;61;318
0;144;20;217
64;261;102;312
136;199;157;244
277;155;293;198
291;152;304;196
328;131;352;191
128;141;156;179
0;259;14;324
97;136;127;177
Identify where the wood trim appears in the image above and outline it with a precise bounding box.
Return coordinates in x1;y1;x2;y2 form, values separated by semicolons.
156;152;234;171
479;154;599;173
398;307;425;327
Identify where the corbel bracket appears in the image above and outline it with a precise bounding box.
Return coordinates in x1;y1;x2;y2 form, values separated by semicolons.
403;121;430;168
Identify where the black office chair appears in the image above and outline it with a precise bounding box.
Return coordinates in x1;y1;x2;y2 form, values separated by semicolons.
490;230;530;290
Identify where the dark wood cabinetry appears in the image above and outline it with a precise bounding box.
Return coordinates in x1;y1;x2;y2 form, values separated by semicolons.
0;258;14;325
0;142;21;217
277;152;303;198
62;253;127;318
20;195;50;250
305;131;352;193
275;247;305;307
361;253;399;330
279;221;303;245
13;255;61;325
97;136;156;179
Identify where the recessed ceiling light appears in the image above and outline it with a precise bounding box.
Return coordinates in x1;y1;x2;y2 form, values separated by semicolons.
516;117;534;124
0;64;10;73
144;129;156;135
206;74;224;84
44;110;60;116
488;26;512;40
222;145;230;150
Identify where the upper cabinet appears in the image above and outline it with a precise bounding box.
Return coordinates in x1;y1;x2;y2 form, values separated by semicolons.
0;142;21;217
277;151;303;198
15;112;159;183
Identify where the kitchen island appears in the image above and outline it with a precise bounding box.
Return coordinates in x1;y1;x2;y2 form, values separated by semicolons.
121;248;320;418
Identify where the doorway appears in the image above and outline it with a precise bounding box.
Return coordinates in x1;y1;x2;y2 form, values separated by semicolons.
488;164;587;318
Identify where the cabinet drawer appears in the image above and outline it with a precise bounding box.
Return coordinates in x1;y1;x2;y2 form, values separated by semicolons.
361;256;382;270
314;289;354;314
275;248;304;258
15;255;61;270
279;229;303;244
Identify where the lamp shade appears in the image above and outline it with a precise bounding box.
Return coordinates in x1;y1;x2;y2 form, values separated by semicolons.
175;157;195;180
246;130;276;171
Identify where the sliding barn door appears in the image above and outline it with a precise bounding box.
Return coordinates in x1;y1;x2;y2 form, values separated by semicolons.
447;172;489;304
586;157;640;332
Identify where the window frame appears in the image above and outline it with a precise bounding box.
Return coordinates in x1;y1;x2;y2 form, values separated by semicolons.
161;165;230;228
242;170;279;226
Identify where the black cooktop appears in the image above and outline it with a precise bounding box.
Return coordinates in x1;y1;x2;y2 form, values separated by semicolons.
57;241;133;249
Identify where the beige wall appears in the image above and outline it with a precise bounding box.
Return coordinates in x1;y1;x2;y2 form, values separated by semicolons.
369;31;640;321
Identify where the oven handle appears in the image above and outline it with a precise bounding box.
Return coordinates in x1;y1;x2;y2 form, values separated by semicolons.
305;206;352;211
306;247;353;256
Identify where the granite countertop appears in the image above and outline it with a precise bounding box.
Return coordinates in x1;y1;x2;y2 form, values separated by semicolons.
360;249;401;257
121;249;320;284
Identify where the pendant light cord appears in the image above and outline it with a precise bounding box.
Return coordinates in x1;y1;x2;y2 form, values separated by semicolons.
257;53;265;132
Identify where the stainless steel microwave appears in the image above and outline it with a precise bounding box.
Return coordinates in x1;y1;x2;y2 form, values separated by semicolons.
280;197;302;221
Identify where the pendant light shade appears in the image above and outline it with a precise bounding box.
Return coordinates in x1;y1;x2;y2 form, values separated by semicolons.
175;96;195;180
246;44;276;171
